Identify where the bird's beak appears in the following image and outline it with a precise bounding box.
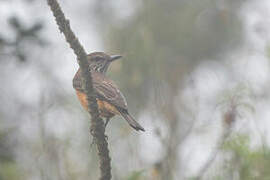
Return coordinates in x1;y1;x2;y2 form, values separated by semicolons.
110;55;122;62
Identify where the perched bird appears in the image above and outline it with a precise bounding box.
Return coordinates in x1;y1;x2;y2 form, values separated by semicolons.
73;52;145;131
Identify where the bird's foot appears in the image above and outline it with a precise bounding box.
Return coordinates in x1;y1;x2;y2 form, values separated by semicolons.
104;134;108;140
90;126;96;147
104;118;110;129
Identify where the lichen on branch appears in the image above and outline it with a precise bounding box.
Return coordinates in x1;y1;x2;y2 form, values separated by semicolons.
46;0;111;179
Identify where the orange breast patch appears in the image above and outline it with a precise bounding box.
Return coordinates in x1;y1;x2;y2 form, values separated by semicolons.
76;90;120;118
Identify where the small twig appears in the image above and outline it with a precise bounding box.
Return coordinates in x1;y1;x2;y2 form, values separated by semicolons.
196;109;235;180
46;0;111;179
196;127;232;180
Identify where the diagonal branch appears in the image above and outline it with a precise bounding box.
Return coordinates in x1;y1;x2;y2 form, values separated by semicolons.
46;0;111;179
196;108;236;180
196;127;232;180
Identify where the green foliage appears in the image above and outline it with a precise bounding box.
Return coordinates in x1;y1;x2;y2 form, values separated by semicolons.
0;131;12;163
223;134;251;156
221;134;270;180
0;162;22;180
126;170;144;180
0;131;22;180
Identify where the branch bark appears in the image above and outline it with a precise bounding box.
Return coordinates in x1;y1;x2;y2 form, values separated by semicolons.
46;0;111;179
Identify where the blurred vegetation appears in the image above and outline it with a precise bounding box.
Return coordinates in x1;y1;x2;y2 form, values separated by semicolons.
126;170;144;180
100;0;243;111
99;0;244;179
220;134;270;180
1;0;270;180
0;16;45;62
0;2;45;180
0;131;21;180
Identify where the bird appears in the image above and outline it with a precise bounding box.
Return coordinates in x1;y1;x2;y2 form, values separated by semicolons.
73;52;145;132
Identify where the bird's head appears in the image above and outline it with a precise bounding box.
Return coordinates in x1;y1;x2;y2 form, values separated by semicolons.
87;52;122;74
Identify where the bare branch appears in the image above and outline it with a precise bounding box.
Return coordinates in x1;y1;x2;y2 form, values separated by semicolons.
46;0;111;179
196;109;236;180
196;127;231;180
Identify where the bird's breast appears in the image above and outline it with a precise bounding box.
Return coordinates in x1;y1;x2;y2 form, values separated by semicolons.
76;90;120;118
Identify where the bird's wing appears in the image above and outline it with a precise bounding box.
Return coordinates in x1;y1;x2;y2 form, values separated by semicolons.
92;72;128;110
73;70;128;110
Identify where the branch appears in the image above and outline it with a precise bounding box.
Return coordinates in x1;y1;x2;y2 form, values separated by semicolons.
196;127;231;180
46;0;111;179
195;109;235;180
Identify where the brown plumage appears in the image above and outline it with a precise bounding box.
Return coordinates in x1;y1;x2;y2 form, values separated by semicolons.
73;52;145;132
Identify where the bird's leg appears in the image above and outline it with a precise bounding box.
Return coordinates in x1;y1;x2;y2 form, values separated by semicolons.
103;118;110;140
90;126;97;148
104;118;110;129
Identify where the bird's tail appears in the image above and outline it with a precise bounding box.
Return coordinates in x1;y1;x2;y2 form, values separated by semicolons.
119;111;145;132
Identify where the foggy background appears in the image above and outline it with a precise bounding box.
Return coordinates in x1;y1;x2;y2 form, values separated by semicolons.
1;0;270;179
